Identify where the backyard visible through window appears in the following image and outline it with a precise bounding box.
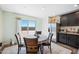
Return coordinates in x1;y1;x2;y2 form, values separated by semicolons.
20;20;36;36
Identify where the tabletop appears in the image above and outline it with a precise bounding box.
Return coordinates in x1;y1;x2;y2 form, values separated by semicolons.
24;35;37;38
24;35;48;41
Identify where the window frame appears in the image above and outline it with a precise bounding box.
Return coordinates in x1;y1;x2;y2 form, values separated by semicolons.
20;20;36;31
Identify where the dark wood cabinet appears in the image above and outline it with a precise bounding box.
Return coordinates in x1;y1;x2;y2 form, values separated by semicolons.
58;33;67;44
60;11;79;26
58;11;79;48
67;34;77;48
75;36;79;47
60;16;67;26
58;33;79;48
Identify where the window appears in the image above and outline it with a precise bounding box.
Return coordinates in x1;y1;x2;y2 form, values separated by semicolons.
20;20;36;36
20;20;36;30
48;23;56;32
20;20;28;30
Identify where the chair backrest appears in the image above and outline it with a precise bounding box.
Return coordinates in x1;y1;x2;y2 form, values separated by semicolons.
48;33;53;43
17;33;22;44
50;33;53;41
15;33;22;45
0;43;2;46
47;32;51;39
15;34;20;45
34;31;42;38
24;38;38;53
36;31;41;34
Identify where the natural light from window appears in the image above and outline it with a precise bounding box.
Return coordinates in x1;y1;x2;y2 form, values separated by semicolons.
20;20;36;37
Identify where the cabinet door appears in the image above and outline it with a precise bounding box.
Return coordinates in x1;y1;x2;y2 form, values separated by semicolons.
60;16;67;26
60;19;63;26
67;14;75;26
59;33;67;44
75;18;79;26
73;12;79;26
75;36;79;48
60;13;79;26
66;34;68;44
68;35;77;48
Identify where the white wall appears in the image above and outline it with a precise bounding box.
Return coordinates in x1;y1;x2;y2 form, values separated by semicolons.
0;10;3;43
41;17;49;35
3;11;17;43
2;11;42;44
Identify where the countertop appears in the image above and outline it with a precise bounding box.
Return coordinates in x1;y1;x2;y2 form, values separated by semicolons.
59;31;79;36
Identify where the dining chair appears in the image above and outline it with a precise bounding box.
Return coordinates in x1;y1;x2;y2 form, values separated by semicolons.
24;37;39;54
15;33;24;54
17;33;25;46
41;33;53;54
34;31;42;38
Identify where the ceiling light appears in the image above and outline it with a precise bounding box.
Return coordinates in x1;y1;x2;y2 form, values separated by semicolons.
41;7;45;10
74;4;78;7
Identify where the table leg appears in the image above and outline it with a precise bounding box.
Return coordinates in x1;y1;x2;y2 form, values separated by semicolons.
40;44;43;54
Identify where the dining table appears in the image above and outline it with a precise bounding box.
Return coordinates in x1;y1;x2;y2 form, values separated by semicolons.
24;35;47;41
23;34;48;54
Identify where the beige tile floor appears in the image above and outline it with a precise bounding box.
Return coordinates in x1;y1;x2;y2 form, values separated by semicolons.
57;43;78;54
2;42;72;54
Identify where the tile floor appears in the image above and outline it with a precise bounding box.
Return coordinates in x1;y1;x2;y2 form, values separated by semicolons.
2;42;73;54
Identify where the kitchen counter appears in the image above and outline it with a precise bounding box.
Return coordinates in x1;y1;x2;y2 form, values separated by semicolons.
59;31;79;36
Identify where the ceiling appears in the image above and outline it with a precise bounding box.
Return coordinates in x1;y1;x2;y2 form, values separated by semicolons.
0;4;79;19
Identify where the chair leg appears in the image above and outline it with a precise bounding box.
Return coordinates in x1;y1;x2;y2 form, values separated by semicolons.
38;46;40;54
50;46;52;54
40;45;44;54
48;46;50;48
17;47;21;54
26;49;27;54
17;47;19;54
25;47;27;54
48;45;52;54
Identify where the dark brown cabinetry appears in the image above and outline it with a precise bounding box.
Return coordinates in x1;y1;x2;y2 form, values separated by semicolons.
57;33;79;48
67;34;77;48
58;33;67;44
60;11;79;26
57;10;79;48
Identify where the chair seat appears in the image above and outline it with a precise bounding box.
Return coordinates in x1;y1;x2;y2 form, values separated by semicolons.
18;44;24;47
42;40;50;45
42;42;50;46
38;41;42;45
38;40;50;46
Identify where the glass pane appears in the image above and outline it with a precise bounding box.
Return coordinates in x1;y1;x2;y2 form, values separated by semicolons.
20;20;28;27
20;20;28;30
28;20;36;30
28;20;36;27
48;23;56;32
20;20;36;31
51;24;56;31
28;31;35;35
48;24;51;32
29;27;35;30
20;20;36;37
